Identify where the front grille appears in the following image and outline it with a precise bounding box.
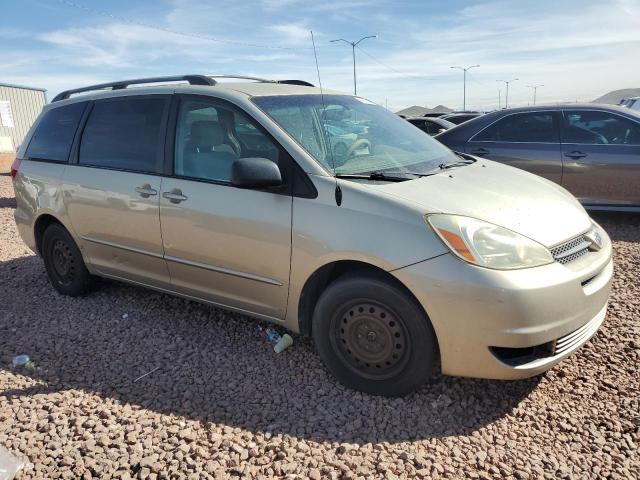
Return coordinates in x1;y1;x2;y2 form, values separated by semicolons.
550;234;591;265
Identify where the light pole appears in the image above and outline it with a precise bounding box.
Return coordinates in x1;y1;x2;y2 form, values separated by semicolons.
497;78;518;108
450;65;479;111
330;35;377;95
498;89;501;109
526;84;544;105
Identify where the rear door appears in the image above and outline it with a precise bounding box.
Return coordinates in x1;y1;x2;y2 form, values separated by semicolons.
560;109;640;206
159;95;293;320
62;94;171;287
465;111;563;183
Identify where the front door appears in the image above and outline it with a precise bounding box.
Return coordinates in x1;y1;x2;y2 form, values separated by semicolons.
560;109;640;206
63;95;171;287
465;111;563;183
159;95;293;320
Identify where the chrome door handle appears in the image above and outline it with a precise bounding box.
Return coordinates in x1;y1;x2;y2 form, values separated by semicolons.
565;151;587;159
135;184;158;198
162;189;188;204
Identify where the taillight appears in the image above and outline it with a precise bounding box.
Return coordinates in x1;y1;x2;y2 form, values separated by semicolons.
10;158;21;181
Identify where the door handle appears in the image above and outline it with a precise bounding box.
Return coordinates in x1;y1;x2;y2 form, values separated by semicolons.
565;151;587;159
135;184;158;198
162;189;188;204
470;148;490;156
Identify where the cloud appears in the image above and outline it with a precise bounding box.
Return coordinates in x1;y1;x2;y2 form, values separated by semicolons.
269;23;312;44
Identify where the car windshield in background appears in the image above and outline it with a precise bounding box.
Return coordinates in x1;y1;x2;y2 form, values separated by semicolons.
252;94;457;176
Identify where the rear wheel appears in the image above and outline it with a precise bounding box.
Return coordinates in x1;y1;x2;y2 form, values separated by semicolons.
42;223;92;296
312;275;438;396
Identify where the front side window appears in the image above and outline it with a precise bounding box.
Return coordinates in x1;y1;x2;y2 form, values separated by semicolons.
562;110;640;145
253;95;456;175
26;102;86;162
475;112;557;143
174;98;280;182
79;97;166;173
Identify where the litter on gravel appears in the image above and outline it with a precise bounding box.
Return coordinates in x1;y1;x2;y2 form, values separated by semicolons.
0;446;25;480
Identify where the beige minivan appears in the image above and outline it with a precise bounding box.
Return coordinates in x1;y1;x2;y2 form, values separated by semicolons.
12;75;613;396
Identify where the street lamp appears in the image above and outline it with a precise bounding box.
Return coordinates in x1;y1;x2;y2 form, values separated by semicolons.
526;84;544;105
330;35;377;95
496;78;518;108
450;65;480;111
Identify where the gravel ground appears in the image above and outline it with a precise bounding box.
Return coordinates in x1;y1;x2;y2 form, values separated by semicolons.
0;173;638;479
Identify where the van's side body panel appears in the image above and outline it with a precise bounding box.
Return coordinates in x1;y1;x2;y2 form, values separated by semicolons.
61;167;170;288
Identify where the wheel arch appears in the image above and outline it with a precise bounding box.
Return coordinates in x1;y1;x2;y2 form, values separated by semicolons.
33;213;65;256
297;260;430;338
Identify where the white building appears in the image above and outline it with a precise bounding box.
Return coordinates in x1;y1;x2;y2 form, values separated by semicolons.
0;82;47;153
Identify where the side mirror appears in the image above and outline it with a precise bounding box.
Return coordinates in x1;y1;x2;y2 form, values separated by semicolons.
231;157;282;188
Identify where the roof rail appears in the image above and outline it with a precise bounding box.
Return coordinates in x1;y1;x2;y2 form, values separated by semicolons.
277;79;315;87
208;75;314;87
51;75;216;102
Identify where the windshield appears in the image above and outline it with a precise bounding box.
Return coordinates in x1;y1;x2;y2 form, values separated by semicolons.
252;94;457;175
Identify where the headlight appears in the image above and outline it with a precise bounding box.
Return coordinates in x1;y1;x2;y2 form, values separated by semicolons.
426;214;554;270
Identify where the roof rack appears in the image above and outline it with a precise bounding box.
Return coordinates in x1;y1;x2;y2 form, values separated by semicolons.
277;79;315;87
51;75;216;102
207;75;314;87
51;74;316;102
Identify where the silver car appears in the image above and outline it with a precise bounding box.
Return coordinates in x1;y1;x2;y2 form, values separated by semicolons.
12;75;613;396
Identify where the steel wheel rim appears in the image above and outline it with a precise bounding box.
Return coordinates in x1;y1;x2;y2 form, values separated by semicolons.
51;239;74;285
331;301;410;380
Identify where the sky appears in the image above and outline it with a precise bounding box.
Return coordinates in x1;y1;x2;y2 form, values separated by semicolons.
2;0;639;111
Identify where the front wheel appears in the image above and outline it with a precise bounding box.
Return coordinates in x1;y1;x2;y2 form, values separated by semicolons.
312;275;438;396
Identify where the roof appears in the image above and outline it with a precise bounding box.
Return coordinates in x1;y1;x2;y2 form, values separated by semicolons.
0;82;47;92
50;75;346;104
220;81;342;97
493;103;637;114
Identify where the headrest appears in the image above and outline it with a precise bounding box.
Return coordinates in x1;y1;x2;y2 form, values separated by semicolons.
190;120;224;146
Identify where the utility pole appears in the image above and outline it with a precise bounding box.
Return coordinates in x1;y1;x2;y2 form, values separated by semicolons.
526;84;544;105
330;35;377;95
497;78;518;108
450;65;480;111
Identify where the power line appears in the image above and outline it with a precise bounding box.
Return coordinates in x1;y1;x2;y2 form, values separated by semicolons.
355;46;433;81
54;0;311;50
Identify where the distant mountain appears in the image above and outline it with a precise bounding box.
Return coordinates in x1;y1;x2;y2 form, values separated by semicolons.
593;88;640;105
431;105;454;113
395;104;453;116
396;105;430;116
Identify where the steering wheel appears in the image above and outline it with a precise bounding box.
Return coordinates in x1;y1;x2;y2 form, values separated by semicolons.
345;139;371;160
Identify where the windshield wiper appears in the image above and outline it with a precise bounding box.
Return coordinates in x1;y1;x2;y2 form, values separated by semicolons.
437;155;477;170
335;171;419;182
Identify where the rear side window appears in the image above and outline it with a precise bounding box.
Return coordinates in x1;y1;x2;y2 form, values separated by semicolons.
79;97;166;173
475;112;557;143
562;110;640;145
26;102;86;162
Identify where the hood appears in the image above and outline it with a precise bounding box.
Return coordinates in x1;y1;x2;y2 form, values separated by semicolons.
371;160;591;247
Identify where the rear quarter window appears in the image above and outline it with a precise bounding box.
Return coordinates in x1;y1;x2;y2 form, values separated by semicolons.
26;102;86;162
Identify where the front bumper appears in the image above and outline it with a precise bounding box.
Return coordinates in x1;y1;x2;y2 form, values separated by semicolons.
392;229;613;380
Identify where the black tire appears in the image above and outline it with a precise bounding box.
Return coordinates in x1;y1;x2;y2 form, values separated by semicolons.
42;223;92;296
312;274;438;397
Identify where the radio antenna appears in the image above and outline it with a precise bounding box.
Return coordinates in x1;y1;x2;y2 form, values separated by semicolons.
310;30;341;204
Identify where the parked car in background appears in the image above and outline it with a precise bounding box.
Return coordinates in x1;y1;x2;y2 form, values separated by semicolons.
422;112;448;118
406;116;456;135
440;112;482;125
12;75;612;396
621;97;640;111
436;104;640;210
